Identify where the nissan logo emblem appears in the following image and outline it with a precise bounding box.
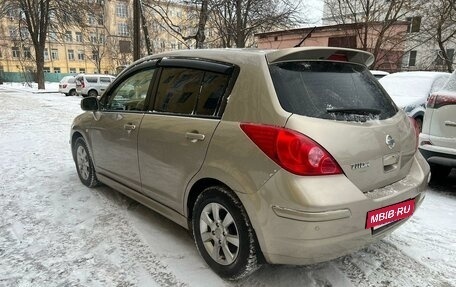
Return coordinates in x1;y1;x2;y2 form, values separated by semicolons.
386;135;396;149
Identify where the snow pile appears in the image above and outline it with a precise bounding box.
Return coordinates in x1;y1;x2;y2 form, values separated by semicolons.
1;82;60;93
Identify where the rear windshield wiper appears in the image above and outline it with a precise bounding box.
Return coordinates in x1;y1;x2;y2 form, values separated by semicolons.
326;108;381;115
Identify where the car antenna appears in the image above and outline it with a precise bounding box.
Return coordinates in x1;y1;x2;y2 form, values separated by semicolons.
294;26;317;48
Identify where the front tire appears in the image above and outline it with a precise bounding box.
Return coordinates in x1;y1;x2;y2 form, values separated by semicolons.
73;137;99;187
192;186;261;280
88;90;98;98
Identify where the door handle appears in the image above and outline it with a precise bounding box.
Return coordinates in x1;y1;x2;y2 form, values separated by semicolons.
124;124;136;131
444;121;456;127
186;132;205;142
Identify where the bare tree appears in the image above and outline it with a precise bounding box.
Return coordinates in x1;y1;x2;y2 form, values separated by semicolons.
211;0;303;48
142;0;210;50
420;0;456;72
0;0;85;89
323;0;418;70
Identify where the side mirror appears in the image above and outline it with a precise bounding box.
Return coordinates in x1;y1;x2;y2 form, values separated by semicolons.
81;97;99;111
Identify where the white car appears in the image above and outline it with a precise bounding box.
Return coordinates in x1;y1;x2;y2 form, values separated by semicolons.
419;71;456;179
75;74;116;97
58;76;77;97
379;72;450;130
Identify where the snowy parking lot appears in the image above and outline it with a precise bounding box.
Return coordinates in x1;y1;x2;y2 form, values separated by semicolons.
0;86;455;287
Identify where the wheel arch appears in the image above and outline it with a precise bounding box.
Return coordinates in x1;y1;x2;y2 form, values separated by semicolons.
186;178;230;221
185;177;266;264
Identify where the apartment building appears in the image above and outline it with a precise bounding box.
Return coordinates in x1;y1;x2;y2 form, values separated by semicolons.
0;0;201;79
321;0;455;71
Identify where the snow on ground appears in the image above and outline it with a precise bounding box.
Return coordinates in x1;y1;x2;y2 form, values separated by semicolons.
0;85;455;287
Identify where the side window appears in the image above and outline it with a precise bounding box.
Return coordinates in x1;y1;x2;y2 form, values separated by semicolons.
105;69;155;111
196;72;230;116
154;68;204;114
100;77;111;83
86;77;98;83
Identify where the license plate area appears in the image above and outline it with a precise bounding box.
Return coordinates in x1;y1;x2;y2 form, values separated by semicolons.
366;199;415;229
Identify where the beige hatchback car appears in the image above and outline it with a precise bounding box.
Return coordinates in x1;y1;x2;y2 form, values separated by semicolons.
71;47;430;279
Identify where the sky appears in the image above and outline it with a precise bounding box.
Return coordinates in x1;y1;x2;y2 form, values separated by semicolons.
303;0;324;25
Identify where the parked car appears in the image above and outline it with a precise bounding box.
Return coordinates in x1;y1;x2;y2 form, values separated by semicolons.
419;71;456;179
58;75;77;97
75;74;116;97
379;71;450;131
71;48;429;279
370;70;389;79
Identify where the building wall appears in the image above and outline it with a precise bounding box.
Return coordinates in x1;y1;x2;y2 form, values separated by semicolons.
321;0;456;72
256;22;408;72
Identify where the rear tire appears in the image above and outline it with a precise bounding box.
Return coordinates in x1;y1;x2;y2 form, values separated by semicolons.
69;89;77;97
415;116;423;132
73;137;99;187
192;186;261;280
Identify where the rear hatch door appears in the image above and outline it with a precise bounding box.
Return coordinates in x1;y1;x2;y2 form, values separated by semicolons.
269;59;417;192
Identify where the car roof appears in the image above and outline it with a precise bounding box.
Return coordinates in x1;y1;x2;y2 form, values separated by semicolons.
383;71;450;79
128;47;374;69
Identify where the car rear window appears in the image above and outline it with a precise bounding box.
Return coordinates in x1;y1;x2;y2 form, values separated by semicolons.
269;61;398;121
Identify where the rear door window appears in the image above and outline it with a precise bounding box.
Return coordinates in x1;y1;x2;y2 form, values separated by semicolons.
152;66;231;117
269;61;398;121
100;77;112;83
86;77;98;83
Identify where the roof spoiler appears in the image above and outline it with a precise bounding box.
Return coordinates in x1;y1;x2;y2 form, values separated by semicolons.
266;47;374;67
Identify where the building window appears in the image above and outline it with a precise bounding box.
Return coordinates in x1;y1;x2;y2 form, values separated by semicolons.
12;47;20;58
65;31;73;42
51;49;59;60
118;23;129;36
76;32;83;43
90;33;98;44
49;31;58;41
78;50;85;61
43;67;51;73
68;49;75;61
0;49;3;58
403;50;417;67
328;36;357;49
88;14;96;25
9;27;18;39
79;68;86;73
20;28;30;39
92;50;99;61
69;68;77;74
23;47;31;59
116;3;128;18
97;15;104;25
406;16;422;33
54;67;61;73
44;48;49;60
171;43;176;49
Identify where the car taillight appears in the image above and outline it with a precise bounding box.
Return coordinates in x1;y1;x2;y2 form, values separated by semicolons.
427;94;456;108
63;84;67;88
240;123;343;176
81;82;85;88
409;117;420;150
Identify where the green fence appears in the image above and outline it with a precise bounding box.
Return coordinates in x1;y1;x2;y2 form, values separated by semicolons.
0;72;74;83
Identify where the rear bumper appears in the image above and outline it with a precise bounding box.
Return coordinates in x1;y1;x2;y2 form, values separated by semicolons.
419;136;456;167
237;152;429;265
